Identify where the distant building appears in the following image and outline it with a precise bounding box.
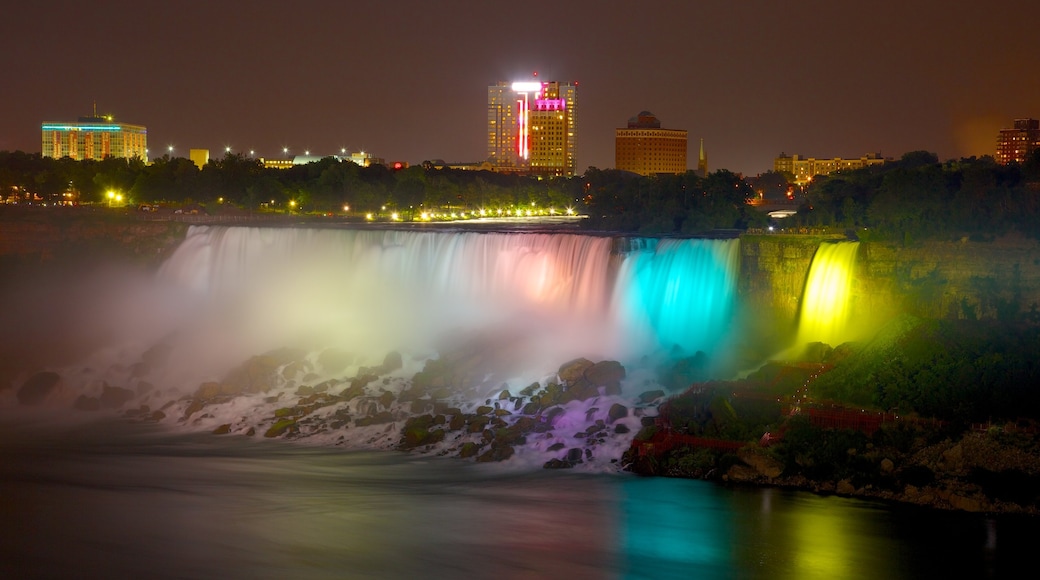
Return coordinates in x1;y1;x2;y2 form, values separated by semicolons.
696;138;708;177
260;150;384;170
614;111;688;176
189;149;210;170
487;78;577;176
996;118;1040;165
41;109;147;161
774;153;888;186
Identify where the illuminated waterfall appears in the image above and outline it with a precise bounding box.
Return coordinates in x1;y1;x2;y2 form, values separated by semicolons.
154;227;743;383
795;241;860;347
612;238;740;355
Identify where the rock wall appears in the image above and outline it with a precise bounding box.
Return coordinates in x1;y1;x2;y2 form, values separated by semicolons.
739;233;1040;331
0;207;186;265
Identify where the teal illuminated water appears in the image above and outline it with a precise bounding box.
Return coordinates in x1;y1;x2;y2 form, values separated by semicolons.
1;416;1034;579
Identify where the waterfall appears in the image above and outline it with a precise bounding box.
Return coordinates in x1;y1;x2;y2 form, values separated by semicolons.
153;227;742;381
795;241;860;348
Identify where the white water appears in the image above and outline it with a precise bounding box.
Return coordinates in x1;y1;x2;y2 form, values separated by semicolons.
2;226;746;468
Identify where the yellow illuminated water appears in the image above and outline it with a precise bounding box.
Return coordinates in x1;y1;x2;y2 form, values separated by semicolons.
796;242;860;348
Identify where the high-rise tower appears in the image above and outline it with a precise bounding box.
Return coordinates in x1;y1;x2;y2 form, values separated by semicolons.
487;79;577;176
996;118;1040;165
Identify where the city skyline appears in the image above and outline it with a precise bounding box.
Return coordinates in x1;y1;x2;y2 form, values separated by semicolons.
2;0;1038;176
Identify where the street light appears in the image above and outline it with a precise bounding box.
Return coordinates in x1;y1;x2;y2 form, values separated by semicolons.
167;145;174;157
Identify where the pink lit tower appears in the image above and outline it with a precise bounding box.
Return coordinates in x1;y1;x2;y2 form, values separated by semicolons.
487;75;577;176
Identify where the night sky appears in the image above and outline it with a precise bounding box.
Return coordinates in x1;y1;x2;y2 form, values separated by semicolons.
2;0;1037;175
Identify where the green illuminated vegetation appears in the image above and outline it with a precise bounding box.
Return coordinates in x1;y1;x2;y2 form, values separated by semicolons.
793;149;1040;243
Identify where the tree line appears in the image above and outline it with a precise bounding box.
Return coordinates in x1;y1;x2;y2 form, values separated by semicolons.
4;148;1039;239
0;151;765;234
792;150;1040;243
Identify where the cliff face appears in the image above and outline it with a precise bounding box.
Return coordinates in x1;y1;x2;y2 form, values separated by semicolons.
0;207;186;266
4;209;1039;329
739;233;1040;335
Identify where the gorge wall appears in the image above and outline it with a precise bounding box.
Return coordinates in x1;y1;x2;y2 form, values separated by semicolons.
740;233;1040;342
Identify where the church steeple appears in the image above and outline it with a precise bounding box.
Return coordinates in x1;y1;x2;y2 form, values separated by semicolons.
697;138;708;177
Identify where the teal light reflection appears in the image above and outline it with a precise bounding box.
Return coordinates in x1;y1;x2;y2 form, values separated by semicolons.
617;476;733;579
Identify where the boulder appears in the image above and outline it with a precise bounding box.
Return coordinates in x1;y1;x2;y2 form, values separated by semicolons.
737;447;784;478
638;390;666;404
73;395;100;411
264;419;296;438
558;358;594;384
381;351;403;373
99;385;135;409
584;360;625;391
607;403;629;423
318;348;354;374
458;442;481;458
17;371;62;405
212;424;231;435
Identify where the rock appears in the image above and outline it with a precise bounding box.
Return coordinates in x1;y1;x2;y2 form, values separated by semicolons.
212;424;232;435
400;415;436;448
558;358;594;384
948;493;983;512
194;381;222;399
566;448;584;464
73;396;100;411
614;424;630;434
607;403;629;423
222;355;281;395
543;458;574;469
836;479;856;495
725;464;759;482
378;391;395;409
295;385;314;396
638;390;666;404
584;361;625;391
459;442;481;458
355;411;395;427
880;458;895;474
941;443;964;472
476;444;514;463
17;371;62;405
381;351;403;373
318;348;354;374
264;419;296;438
246;427;256;436
99;385;135;409
738;447;784;478
147;410;166;422
547;442;566;452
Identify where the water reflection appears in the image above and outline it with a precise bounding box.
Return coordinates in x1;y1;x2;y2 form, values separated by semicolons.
1;417;1035;579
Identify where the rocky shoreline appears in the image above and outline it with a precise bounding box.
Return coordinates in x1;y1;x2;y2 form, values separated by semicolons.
8;341;1040;516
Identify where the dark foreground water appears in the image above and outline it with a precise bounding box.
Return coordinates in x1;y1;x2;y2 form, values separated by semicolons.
1;414;1036;579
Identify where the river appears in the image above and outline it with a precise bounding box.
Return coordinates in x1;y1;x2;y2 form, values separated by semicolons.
1;413;1034;579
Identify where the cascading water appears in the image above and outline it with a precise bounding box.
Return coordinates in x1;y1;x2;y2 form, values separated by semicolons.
612;238;740;357
795;241;860;348
5;225;747;468
155;226;742;376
